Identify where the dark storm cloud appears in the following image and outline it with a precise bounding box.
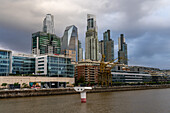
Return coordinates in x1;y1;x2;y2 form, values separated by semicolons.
0;0;170;69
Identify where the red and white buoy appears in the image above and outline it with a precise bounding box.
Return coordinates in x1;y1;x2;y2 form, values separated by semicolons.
74;87;92;103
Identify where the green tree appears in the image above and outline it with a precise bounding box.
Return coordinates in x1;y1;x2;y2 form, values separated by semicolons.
14;82;19;86
37;71;42;75
1;83;7;87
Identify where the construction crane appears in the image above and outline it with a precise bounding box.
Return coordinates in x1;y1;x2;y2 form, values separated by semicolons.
99;55;121;87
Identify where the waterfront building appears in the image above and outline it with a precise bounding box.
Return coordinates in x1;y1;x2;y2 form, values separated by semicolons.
85;14;99;61
36;54;74;77
43;14;55;34
12;53;35;75
111;71;151;83
32;31;61;55
118;34;128;65
0;76;74;88
0;49;12;76
78;40;83;61
61;25;78;62
99;30;114;62
75;60;100;84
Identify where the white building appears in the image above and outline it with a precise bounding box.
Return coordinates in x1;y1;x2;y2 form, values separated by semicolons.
85;14;99;61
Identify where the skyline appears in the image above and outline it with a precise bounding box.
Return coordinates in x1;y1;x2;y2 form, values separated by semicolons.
0;0;170;69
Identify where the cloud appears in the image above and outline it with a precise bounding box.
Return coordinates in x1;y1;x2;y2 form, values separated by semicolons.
0;0;170;69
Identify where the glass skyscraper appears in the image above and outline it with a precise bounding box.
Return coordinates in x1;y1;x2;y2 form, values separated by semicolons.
99;30;114;62
0;50;12;76
43;14;55;34
32;31;61;55
61;25;78;62
85;14;99;61
118;34;128;65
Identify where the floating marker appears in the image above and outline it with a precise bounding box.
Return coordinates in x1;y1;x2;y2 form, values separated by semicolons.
74;87;92;103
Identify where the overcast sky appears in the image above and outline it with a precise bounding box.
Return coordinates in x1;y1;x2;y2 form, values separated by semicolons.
0;0;170;69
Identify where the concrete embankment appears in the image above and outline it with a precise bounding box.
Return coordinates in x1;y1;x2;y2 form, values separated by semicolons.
0;85;170;98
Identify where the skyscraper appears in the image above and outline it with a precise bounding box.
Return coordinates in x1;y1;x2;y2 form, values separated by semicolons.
61;25;78;62
78;40;83;61
118;34;128;65
85;14;99;61
32;31;61;55
99;30;114;62
43;14;55;34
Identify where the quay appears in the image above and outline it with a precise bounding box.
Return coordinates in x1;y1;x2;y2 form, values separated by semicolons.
0;84;170;98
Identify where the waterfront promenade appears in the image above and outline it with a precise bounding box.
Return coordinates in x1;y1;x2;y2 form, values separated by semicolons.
1;84;170;98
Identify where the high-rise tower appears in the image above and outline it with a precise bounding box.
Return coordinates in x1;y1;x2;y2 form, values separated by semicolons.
99;30;114;62
78;40;83;61
32;32;61;55
85;14;99;61
61;25;78;62
43;14;55;34
118;34;128;65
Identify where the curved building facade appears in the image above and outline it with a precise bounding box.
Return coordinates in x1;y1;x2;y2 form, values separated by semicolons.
61;25;78;62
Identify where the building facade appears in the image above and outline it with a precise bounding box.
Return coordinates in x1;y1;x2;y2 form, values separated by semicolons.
0;49;12;76
32;31;61;55
12;53;35;75
85;14;99;61
36;54;74;77
43;14;55;34
78;40;83;61
61;25;78;62
0;76;74;88
111;71;151;83
75;60;100;83
118;34;128;65
99;30;114;62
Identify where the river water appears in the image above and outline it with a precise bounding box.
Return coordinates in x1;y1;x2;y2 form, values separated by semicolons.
0;88;170;113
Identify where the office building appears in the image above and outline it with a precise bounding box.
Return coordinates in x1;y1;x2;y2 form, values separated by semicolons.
12;53;35;75
111;71;151;83
85;14;99;61
43;14;55;34
99;30;114;62
118;34;128;65
0;49;12;76
61;25;78;62
36;54;74;77
32;31;61;55
78;40;83;61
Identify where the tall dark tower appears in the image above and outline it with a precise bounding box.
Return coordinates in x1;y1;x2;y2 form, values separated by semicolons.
118;34;128;65
99;30;114;62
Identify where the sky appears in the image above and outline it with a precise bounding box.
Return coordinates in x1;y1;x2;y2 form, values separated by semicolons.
0;0;170;69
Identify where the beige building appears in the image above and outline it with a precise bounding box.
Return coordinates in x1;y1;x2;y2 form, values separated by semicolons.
0;76;74;88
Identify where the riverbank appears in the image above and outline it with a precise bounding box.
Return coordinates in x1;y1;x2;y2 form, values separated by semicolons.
0;84;170;98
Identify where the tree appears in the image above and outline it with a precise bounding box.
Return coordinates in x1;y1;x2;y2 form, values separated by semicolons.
1;83;7;87
37;71;42;75
77;76;85;84
22;83;28;88
14;82;19;86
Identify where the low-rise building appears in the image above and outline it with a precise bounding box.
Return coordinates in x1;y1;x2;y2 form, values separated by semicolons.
36;54;74;77
0;49;12;76
0;76;74;88
12;53;35;75
111;71;151;83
